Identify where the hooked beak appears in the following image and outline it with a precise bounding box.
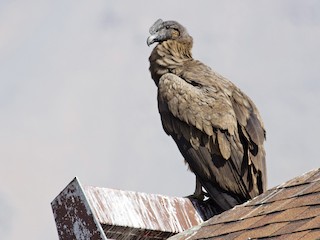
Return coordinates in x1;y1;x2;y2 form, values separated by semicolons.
147;19;163;46
147;34;158;46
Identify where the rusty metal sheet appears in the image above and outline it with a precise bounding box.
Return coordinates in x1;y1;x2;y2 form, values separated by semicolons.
51;177;108;240
51;178;207;240
84;186;204;239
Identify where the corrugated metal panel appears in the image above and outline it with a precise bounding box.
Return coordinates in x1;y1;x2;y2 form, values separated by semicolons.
51;178;209;240
84;186;203;239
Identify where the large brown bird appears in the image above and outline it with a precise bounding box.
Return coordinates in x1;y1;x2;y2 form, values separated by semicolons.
147;19;267;212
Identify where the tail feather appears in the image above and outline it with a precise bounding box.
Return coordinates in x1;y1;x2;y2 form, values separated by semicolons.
201;180;244;211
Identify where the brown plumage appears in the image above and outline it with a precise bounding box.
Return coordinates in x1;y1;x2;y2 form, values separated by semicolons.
147;19;267;212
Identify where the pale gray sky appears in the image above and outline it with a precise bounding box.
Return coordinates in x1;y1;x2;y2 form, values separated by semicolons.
0;1;319;239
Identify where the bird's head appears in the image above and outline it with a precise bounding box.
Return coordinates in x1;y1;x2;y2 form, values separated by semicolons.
147;19;191;46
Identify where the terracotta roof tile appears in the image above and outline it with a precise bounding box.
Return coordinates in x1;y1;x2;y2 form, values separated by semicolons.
249;211;282;229
301;229;320;239
187;223;223;239
274;230;310;240
269;206;309;222
233;222;288;240
201;204;257;226
168;168;320;240
296;181;320;196
282;168;320;187
271;218;310;236
261;185;307;202
279;192;320;213
238;198;294;218
298;205;320;220
296;215;320;232
195;215;264;238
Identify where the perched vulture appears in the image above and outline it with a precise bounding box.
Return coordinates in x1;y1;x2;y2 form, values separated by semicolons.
147;19;267;212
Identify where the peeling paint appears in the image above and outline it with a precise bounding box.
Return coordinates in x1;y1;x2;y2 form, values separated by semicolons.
52;177;206;240
51;177;107;240
84;186;203;238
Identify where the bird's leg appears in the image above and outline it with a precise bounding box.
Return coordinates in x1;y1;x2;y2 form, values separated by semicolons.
185;177;206;201
194;177;203;197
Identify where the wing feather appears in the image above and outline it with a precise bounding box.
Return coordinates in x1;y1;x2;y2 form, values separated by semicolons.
217;130;231;160
158;73;237;135
157;71;266;204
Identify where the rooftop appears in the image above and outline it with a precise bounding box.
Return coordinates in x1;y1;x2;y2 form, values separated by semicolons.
169;168;320;239
51;168;320;239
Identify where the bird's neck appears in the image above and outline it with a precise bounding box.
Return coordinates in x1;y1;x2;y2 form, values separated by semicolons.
149;39;193;86
161;39;193;59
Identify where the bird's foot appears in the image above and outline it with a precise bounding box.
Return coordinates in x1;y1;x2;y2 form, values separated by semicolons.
184;191;208;202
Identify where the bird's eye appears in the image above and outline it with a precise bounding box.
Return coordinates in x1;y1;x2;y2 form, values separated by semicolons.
166;25;170;29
